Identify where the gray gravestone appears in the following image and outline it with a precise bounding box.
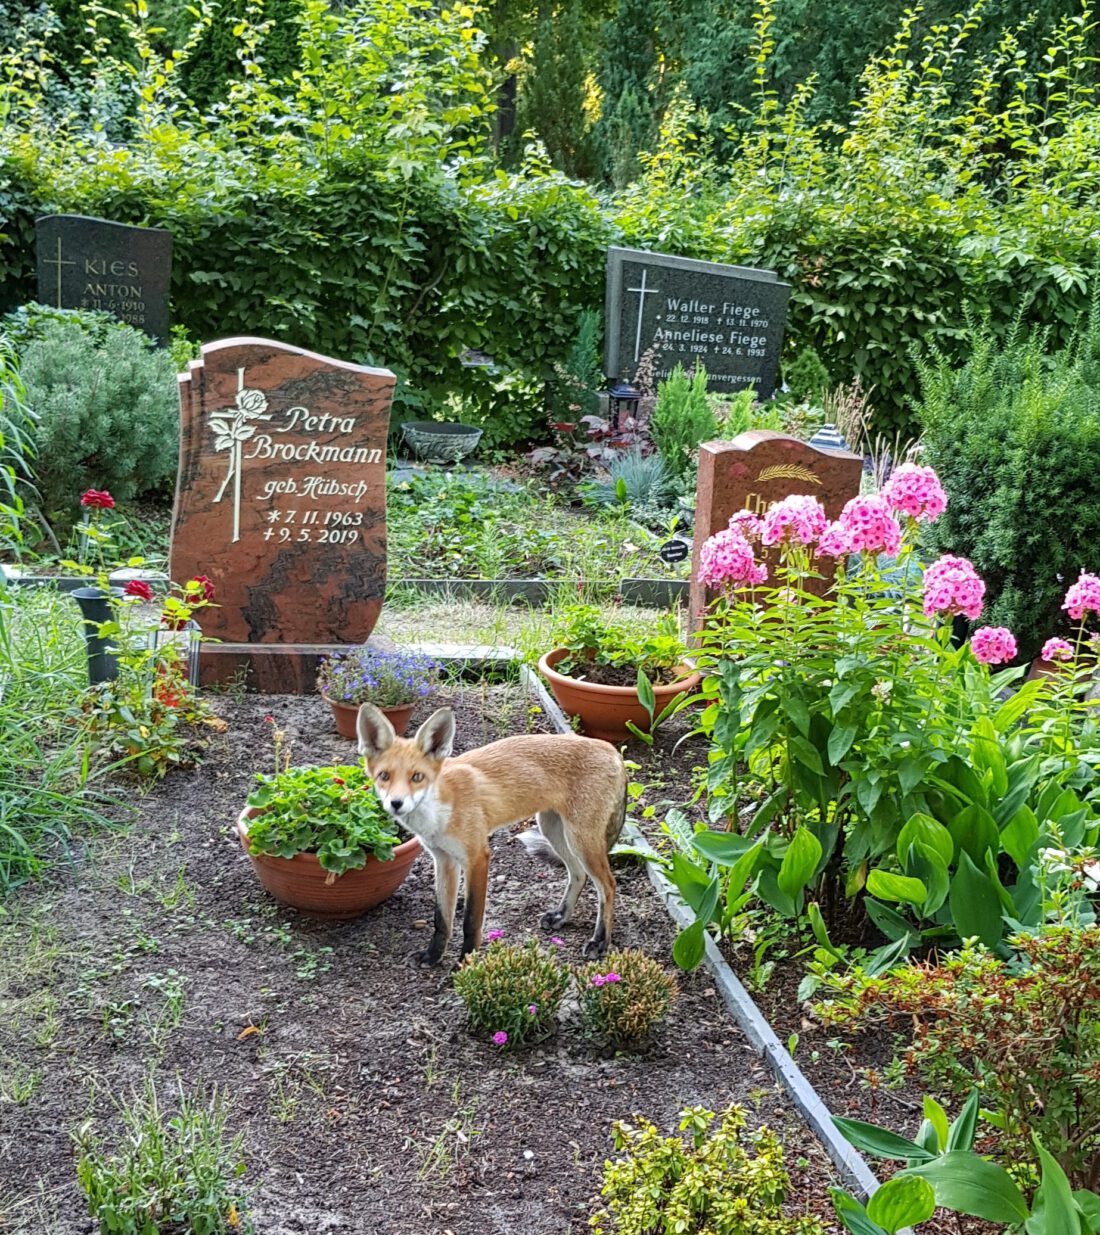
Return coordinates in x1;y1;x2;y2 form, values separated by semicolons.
605;246;790;399
35;214;172;344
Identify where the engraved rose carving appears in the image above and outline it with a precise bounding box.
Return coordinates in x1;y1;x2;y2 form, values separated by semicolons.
211;368;272;543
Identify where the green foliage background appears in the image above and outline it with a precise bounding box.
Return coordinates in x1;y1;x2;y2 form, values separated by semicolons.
0;0;1098;440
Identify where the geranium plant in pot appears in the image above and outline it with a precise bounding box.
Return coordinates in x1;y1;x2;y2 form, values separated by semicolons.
537;605;698;742
238;749;421;919
317;646;440;740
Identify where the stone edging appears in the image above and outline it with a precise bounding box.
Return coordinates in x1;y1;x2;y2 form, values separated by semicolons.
516;660;889;1208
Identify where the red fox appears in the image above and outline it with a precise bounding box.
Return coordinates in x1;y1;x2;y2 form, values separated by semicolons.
356;704;627;966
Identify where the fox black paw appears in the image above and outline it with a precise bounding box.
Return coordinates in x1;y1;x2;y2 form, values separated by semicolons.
582;936;608;960
413;947;445;967
539;909;567;931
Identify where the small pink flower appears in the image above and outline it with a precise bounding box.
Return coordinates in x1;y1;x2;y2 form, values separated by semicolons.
591;975;606;987
922;555;985;621
485;930;504;942
971;626;1018;666
528;1004;537;1015
604;973;622;984
492;1031;508;1046
550;936;564;946
1041;638;1074;662
728;509;763;543
880;463;948;522
816;521;851;559
698;528;767;591
760;494;828;548
837;495;902;556
1063;572;1100;622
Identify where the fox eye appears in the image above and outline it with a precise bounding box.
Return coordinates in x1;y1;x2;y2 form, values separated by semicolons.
378;771;390;783
411;772;424;783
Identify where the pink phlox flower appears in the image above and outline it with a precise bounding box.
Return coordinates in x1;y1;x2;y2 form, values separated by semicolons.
485;930;504;941
528;1004;537;1015
922;555;985;621
1063;572;1100;622
837;495;902;556
1041;638;1075;663
603;973;622;984
549;936;564;946
492;1031;508;1046
760;494;828;547
590;975;606;987
971;626;1018;666
698;528;767;591
816;520;851;559
728;509;763;543
881;463;948;522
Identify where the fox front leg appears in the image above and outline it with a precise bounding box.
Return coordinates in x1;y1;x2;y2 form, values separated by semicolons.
418;852;459;966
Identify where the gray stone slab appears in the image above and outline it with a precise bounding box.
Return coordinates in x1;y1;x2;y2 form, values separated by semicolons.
605;246;790;398
36;214;173;344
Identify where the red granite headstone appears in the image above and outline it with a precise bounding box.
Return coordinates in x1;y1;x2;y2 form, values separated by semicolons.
169;337;395;692
689;431;863;631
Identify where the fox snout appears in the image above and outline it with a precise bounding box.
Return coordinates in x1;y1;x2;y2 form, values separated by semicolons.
373;784;424;819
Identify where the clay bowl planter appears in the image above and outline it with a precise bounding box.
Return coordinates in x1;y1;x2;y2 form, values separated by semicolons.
237;805;422;920
537;648;701;743
322;696;416;742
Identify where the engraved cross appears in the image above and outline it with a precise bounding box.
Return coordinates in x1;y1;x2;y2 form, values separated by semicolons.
627;267;660;363
41;237;77;307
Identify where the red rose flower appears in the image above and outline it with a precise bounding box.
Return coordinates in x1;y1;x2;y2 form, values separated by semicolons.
187;575;216;602
80;489;115;509
332;776;346;786
124;579;155;602
551;422;576;433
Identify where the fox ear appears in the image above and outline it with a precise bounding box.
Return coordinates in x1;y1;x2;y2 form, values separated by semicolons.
357;703;395;759
415;708;455;760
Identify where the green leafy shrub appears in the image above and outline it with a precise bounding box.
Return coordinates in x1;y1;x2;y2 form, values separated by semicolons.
650;364;716;479
551;604;688;684
917;310;1100;659
0;333;33;551
17;319;179;528
1;302;131;354
453;937;570;1048
591;1104;825;1234
75;1079;250;1235
575;948;676;1047
817;927;1100;1187
245;764;401;874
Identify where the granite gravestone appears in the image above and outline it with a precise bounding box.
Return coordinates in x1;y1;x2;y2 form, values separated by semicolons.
35;214;172;344
169;338;395;692
689;431;863;630
605;247;790;399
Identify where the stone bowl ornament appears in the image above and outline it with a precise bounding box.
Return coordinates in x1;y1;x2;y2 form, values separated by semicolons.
401;421;483;464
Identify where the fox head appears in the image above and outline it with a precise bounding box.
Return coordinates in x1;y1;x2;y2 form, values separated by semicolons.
356;704;455;819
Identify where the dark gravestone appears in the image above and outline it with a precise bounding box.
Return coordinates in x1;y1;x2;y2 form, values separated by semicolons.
35;214;172;344
169;337;395;692
605;246;790;399
689;431;863;631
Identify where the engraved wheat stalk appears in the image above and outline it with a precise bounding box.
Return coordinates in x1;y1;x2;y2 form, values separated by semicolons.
755;464;821;485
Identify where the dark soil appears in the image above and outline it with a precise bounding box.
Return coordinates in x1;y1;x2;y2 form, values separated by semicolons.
0;684;838;1235
553;659;688;689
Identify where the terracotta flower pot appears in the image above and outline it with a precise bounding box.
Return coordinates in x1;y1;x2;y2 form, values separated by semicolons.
236;805;422;920
537;648;701;743
322;695;416;742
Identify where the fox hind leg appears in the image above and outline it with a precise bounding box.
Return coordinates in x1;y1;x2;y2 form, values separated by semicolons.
567;822;617;959
537;810;588;931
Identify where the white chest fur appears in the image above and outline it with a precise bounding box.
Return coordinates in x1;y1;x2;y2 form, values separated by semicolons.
405;793;462;859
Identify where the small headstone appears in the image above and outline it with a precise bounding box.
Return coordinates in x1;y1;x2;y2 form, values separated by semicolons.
35;214;172;344
169;337;395;692
689;431;863;630
604;246;790;399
